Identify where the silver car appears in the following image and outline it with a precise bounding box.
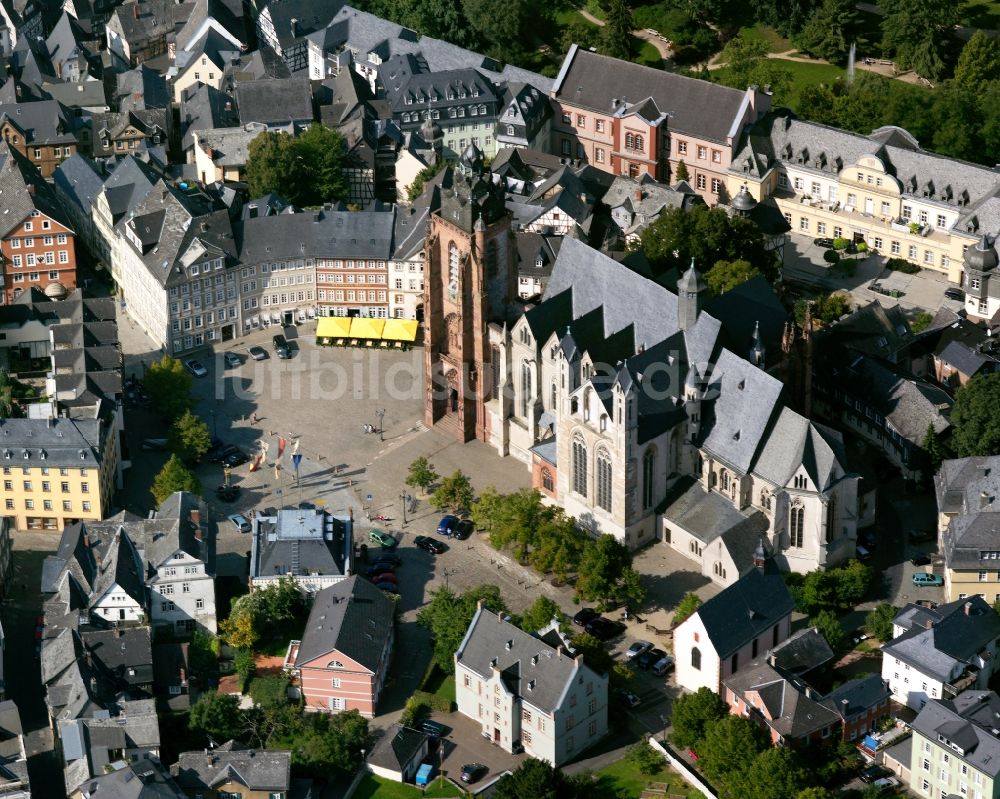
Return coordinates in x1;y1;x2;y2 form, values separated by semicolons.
227;513;251;533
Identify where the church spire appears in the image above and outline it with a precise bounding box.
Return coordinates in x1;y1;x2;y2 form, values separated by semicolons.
677;258;706;332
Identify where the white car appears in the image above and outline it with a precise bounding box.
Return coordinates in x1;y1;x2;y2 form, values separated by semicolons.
227;513;251;533
620;690;641;709
625;640;654;660
872;776;900;793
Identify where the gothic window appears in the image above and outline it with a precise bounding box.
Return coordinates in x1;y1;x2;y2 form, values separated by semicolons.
720;470;730;492
599;414;608;432
759;489;771;510
572;435;588;496
520;360;532;417
713;562;726;580
541;468;553;492
583;387;593;421
443;313;459;355
486;240;498;278
491;346;501;400
696;455;703;476
826;494;836;543
596;448;612;512
790;504;804;548
642;448;655;509
550;383;557;408
448;243;460;301
691;647;701;670
793;474;807;489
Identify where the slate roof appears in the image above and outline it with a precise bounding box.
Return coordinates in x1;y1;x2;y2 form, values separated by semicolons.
911;691;1000;778
753;408;847;492
456;604;602;714
264;0;345;49
173;741;291;792
175;0;244;51
42;80;109;111
552;45;748;143
116;64;170;111
367;724;427;773
295;575;393;671
766;626;834;675
662;476;766;547
516;231;561;281
883;595;1000;682
109;0;193;48
251;509;349;585
689;568;794;659
98;156;160;223
53;154;105;217
77;758;185;799
724;660;839;739
0;139;73;236
822;674;890;720
235;78;314;127
180;84;238;151
194;125;260;168
82;627;153;689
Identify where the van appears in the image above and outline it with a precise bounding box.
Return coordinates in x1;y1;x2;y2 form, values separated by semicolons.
272;334;289;358
652;656;674;677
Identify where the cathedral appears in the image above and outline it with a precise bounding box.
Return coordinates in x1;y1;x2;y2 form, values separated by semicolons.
422;150;860;585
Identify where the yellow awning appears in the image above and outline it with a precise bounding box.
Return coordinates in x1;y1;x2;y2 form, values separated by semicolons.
350;317;386;339
382;320;419;342
316;316;352;338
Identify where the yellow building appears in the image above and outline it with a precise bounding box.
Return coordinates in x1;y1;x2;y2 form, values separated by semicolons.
727;112;1000;289
0;415;118;531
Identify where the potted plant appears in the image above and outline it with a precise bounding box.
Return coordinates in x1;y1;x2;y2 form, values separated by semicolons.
908;222;921;234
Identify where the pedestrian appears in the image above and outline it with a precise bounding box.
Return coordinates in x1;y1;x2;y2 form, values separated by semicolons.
251;413;257;425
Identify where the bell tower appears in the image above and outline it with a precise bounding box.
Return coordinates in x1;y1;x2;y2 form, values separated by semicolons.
423;146;516;443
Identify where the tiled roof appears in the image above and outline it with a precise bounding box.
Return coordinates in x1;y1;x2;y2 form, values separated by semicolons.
911;692;1000;778
173;741;291;792
235;78;314;127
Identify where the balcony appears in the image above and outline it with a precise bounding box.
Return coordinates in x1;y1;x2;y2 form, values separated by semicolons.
943;668;979;698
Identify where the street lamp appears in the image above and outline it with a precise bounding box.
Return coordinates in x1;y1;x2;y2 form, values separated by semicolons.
399;492;410;526
375;408;385;442
659;714;668;745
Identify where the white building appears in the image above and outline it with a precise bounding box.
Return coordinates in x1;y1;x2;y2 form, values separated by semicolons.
249;508;353;596
454;603;608;766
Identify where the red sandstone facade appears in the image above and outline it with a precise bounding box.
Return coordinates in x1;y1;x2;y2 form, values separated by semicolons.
2;211;77;304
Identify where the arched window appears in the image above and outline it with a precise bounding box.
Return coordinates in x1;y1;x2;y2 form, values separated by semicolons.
448;243;460;301
541;468;553;492
485;239;498;278
759;489;771;510
642;449;655;510
721;470;730;492
572;436;588;496
507;124;515;136
596;449;612;512
825;494;836;543
599;414;608;432
583;387;593;421
691;647;701;670
790;504;804;548
550;383;557;408
520;360;532;417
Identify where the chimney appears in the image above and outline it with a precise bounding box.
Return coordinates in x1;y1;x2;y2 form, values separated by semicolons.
556;646;562;659
840;698;849;716
924;619;935;629
205;749;211;767
179;667;186;685
981;490;990;509
82;533;90;548
497;610;503;622
193;524;203;542
191;509;200;525
290;18;298;38
132;2;139;19
26;184;34;195
966;601;973;616
635;189;642;201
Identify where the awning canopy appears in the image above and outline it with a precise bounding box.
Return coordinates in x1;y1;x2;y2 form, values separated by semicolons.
382;319;419;342
316;316;352;338
350;317;385;339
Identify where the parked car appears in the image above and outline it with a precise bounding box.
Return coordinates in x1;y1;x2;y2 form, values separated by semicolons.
461;763;488;784
637;647;666;670
454;519;475;540
855;545;872;561
910;552;931;566
813;237;835;248
223;449;249;467
420;720;445;738
375;581;398;594
945;287;965;301
573;607;599;627
248;345;268;361
272;334;290;358
872;776;901;793
585;617;623;641
209;444;237;464
140;438;169;451
370;572;397;584
227;514;251;533
625;641;654;661
184;358;208;377
414;535;445;554
369;529;398;549
909;528;933;542
859;529;876;549
370;553;402;567
860;764;890;784
366;563;395;578
223;351;243;368
436;515;458;536
652;655;674;676
619;690;641;709
912;572;944;587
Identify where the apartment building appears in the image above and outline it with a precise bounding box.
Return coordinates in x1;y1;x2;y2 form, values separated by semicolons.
549;45;770;199
910;691;1000;799
0;101;81;179
454;603;608;766
0;143;78;304
728;111;1000;289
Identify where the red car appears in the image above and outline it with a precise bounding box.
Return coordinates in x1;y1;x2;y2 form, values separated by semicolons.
371;572;397;584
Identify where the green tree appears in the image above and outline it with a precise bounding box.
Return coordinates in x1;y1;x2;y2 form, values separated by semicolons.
143;355;193;420
793;0;860;63
640;205;775;279
626;741;666;775
169;410;212;463
188;631;219;679
473;487;552;562
0;370;14;416
797;789;837;799
811;609;846;653
880;0;962;81
405;456;439;494
561;18;602;54
234;649;255;687
798;560;871;614
865;603;898;642
921;423;943;470
955;30;1000;90
430;469;475;511
911;311;933;333
529;512;588;582
705;259;761;296
576;534;645;609
700;715;766;788
674;159;690;182
189;691;242;741
670;687;728;748
716;33;795;104
519;596;563;634
951;373;1000;456
740;746;811;799
245;125;348;207
417;584;508;672
672;592;702;626
602;0;635;60
493;758;568;799
151;454;201;507
569;631;615;676
269;709;369;776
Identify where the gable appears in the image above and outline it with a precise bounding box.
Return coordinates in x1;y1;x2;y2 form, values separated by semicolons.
299;647;372;675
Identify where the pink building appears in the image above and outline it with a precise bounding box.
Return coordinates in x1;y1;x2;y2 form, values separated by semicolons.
284;576;394;718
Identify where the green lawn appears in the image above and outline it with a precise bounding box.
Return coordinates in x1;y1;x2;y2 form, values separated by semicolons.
421;665;457;711
738;23;792;53
715;58;846;112
353;774;465;799
634;38;665;68
593;757;697;798
958;0;1000;26
583;0;606;21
